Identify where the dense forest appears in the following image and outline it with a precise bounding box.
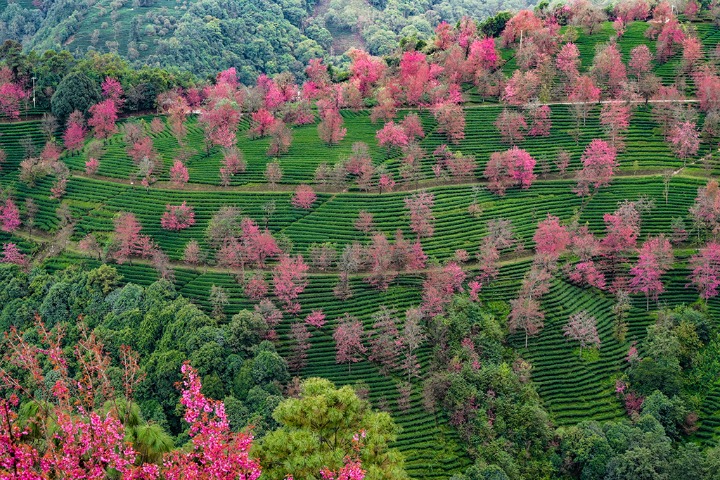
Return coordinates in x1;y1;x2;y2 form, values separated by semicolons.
2;0;720;478
1;0;535;81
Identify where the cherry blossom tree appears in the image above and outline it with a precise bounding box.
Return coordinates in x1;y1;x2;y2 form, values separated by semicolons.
101;76;124;108
333;314;367;372
693;68;720;113
556;42;581;82
689;179;720;237
267;120;292;156
399;51;437;105
78;233;103;260
163;363;262;480
477;239;500;285
0;198;21;232
318;109;347;145
169;159;189;187
601;199;649;288
0;321;161;479
355;211;375;233
467;37;499;72
434;21;456;50
303;58;332;100
249;109;276;138
399;144;424;187
569;0;606;34
495;109;527;145
629;45;653;78
656;18;685;63
273;255;309;314
346;143;374;191
265;160;283;189
569;75;601;127
509;296;544;348
292;185;317;209
433;103;465;144
309;243;336;271
183;239;204;266
289;322;312;371
161;201;196;231
555;150;571;174
50;176;68;200
127;136;157;165
563;310;600;356
682;36;703;72
367;307;401;374
533;214;571;259
630;236;673;309
688;242;720;301
574;139;618;197
501;10;543;47
685;0;699;18
160;92;190;145
0;81;27;119
348;49;386;97
112;212;155;264
306;310;326;328
150;117;165;134
378;173;395;194
88;99;118;139
421;262;466;317
220;147;246;186
242;272;267;300
591;43;627;96
600;103;631;149
404;192;435;238
484;147;536;195
371;86;398;123
85;157;99;175
366;233;396;290
376;121;409;151
401;113;424;140
667;120;700;163
527;104;552;137
63;113;86;152
198;100;241;151
567;227;606;289
502;70;540;106
240;218;282;268
445;152;477;181
0;242;27;267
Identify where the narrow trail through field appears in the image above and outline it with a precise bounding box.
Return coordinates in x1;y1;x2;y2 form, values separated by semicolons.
463;98;700;107
72;168;709;195
13;226;699;279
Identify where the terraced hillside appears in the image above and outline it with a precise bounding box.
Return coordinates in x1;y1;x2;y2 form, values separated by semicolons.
3;115;720;478
44;104;714;187
3;14;720;478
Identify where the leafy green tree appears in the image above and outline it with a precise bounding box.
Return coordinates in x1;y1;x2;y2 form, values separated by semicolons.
50;71;101;122
255;377;408;480
641;391;688;440
228;310;268;354
252;343;290;386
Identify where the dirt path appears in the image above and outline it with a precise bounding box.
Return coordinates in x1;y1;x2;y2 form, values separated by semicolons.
74;168;711;195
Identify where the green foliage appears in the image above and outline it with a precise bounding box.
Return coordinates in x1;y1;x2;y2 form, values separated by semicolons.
50;71;101;122
558;416;720;480
423;297;555;478
255;377;409;480
0;264;285;438
641;391;688;440
479;11;512;37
